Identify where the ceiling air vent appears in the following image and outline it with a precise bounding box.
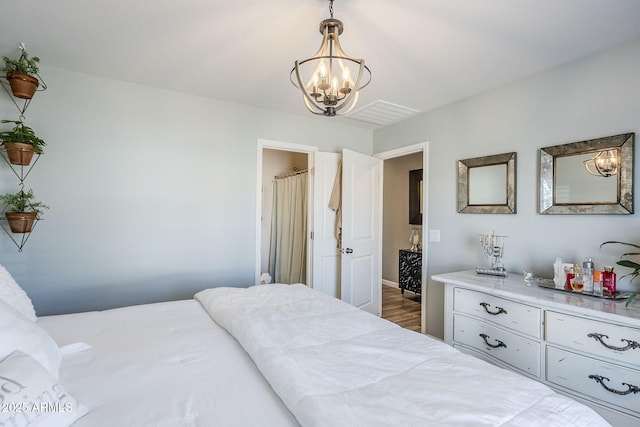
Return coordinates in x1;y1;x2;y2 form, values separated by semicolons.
347;100;419;127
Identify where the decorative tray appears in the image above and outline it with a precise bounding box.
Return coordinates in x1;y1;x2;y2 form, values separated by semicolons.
535;278;631;300
476;266;507;277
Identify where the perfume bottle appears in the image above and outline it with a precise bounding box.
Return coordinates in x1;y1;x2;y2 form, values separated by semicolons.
582;258;594;293
564;264;575;290
602;266;617;295
593;270;603;296
569;264;583;292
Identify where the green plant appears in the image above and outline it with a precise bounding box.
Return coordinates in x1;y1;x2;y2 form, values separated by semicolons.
600;241;639;307
0;189;49;215
0;120;46;154
2;51;40;75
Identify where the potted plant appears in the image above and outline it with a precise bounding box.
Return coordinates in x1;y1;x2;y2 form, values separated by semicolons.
0;189;48;233
2;50;41;99
0;120;45;166
601;241;639;306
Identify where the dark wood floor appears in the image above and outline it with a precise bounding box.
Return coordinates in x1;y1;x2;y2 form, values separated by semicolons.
381;285;421;332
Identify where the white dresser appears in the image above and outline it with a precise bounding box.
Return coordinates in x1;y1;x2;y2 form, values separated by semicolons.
432;270;640;427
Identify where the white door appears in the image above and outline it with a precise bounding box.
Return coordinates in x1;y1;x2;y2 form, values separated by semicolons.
340;149;381;315
311;152;341;298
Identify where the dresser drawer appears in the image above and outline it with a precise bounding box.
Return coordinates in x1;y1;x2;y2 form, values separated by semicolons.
546;311;640;368
453;314;540;377
453;288;541;338
546;346;640;416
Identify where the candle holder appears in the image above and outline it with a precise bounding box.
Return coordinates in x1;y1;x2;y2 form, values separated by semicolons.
476;231;507;277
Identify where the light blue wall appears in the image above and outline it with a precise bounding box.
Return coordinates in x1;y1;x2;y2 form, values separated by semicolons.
374;40;640;337
2;40;638;334
0;66;372;315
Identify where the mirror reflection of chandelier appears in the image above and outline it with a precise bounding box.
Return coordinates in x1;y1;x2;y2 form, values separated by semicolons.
290;0;371;117
583;149;619;177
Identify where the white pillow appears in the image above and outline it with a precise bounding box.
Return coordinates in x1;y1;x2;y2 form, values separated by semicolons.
0;351;88;427
0;263;37;321
0;298;61;379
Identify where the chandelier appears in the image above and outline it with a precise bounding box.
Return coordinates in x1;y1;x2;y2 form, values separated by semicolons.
583;149;619;177
290;0;371;117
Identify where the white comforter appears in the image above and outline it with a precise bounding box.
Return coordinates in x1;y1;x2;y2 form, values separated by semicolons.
40;300;298;427
196;284;610;427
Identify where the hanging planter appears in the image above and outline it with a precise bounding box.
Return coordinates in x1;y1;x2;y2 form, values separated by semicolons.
2;51;41;100
3;142;35;166
5;212;37;233
5;72;39;99
0;120;45;166
0;189;48;234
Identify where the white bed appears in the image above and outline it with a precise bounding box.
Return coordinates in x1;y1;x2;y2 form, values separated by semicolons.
38;299;299;427
0;266;611;426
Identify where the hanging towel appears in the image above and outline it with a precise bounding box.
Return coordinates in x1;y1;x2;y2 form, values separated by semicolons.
328;160;342;248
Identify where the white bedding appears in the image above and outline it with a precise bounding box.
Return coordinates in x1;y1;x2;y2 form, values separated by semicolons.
39;299;298;427
196;284;611;427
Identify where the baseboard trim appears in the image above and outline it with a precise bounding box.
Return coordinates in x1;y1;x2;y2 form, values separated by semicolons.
382;279;399;289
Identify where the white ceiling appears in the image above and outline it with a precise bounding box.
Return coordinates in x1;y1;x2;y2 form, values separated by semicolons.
2;0;640;128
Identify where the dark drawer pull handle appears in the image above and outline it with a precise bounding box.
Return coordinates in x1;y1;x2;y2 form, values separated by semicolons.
479;302;507;315
587;333;640;352
479;333;507;349
588;375;640;396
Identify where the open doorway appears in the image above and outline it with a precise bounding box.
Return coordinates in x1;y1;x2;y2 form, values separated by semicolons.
255;139;317;287
380;152;423;332
256;139;427;332
260;148;309;284
375;143;428;333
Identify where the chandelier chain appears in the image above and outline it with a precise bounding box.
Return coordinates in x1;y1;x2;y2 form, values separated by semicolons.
329;0;334;18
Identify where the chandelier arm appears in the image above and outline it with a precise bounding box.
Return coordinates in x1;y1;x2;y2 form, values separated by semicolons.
309;29;332;60
584;159;604;177
302;95;326;116
333;61;367;113
291;56;369;89
338;91;361;115
289;65;313;90
358;64;372;90
293;62;327;114
289;68;302;89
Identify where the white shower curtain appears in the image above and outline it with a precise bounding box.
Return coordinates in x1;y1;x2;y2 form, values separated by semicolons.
269;172;307;284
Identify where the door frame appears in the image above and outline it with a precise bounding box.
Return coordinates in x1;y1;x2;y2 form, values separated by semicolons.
374;142;429;333
255;139;318;286
255;139;429;332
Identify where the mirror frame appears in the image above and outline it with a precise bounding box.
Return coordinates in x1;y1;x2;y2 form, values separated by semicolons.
457;152;516;214
539;133;634;215
409;169;423;225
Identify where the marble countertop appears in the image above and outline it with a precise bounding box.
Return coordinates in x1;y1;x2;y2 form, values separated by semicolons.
432;270;640;325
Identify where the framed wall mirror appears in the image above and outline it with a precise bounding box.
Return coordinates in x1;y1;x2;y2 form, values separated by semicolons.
539;133;634;215
409;169;423;225
457;152;516;214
